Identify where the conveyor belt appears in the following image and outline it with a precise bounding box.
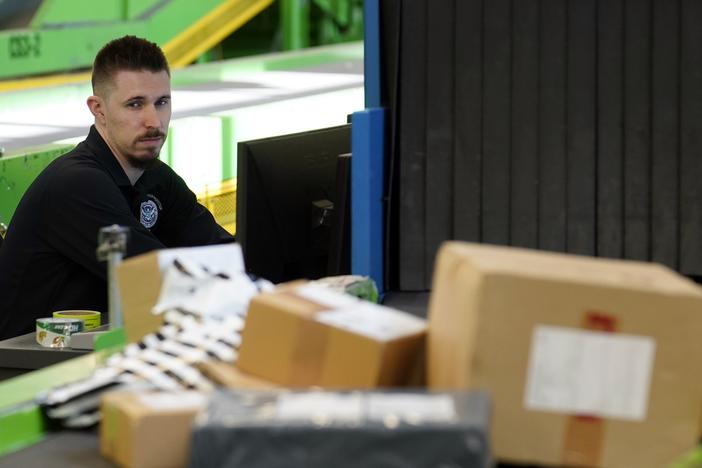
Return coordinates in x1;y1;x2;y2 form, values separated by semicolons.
0;431;112;468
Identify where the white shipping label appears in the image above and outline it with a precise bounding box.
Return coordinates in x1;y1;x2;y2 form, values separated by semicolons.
295;283;361;309
138;391;208;411
276;392;362;423
316;303;426;341
524;325;656;421
367;394;456;423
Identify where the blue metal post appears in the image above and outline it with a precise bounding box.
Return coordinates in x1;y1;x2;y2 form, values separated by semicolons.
363;0;381;108
351;0;385;294
351;109;385;293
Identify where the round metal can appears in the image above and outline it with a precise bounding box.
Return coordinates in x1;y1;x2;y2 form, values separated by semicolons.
52;310;101;330
36;318;84;348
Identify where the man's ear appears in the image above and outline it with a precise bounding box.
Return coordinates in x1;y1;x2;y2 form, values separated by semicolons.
87;95;105;124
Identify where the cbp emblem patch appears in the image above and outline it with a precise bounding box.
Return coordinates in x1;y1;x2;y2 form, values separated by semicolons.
140;199;158;229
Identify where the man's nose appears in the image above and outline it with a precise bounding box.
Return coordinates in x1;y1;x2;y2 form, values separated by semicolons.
143;105;161;128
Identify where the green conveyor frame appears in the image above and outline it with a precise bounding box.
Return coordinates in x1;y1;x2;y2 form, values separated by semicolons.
0;0;274;83
0;0;362;84
0;342;122;457
0;144;73;227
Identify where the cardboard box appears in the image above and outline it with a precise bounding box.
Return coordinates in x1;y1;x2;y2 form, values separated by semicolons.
100;390;207;468
99;366;277;468
237;283;426;388
427;241;702;467
116;244;244;342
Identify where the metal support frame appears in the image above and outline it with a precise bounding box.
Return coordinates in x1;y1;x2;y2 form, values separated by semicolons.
162;0;274;68
351;108;385;294
281;0;311;50
350;0;385;293
96;225;130;329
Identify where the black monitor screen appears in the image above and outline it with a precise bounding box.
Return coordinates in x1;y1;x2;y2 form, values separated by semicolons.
236;124;351;283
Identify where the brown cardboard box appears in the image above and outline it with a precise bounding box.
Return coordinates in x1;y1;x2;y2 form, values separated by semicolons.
116;252;163;343
428;241;702;467
116;244;244;343
237;282;426;388
99;371;276;468
100;390;207;468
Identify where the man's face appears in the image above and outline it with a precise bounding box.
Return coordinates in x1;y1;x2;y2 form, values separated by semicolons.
97;69;171;170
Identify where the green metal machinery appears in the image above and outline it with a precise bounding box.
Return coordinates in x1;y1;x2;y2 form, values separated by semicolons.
281;0;363;50
0;0;363;85
0;0;273;81
0;144;72;229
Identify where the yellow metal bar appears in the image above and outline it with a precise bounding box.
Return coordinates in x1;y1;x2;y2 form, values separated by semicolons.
162;0;274;68
0;71;90;93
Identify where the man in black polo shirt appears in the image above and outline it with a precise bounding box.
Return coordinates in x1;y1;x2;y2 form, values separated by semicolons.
0;36;234;340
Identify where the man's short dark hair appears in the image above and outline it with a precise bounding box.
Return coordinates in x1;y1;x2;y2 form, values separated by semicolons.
91;35;170;94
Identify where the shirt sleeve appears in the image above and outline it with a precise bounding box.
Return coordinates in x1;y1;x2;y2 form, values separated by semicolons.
44;164;166;280
151;164;235;247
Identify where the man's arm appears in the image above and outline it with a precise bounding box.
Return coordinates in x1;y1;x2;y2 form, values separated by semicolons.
152;166;235;247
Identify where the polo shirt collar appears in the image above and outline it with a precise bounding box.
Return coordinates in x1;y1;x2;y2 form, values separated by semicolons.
84;125;132;188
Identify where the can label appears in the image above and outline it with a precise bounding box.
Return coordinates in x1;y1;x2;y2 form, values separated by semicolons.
36;318;84;348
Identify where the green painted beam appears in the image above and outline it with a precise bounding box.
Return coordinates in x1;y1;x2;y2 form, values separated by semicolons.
0;144;73;226
0;0;224;80
144;0;224;45
31;0;131;26
281;0;311;50
30;0;163;25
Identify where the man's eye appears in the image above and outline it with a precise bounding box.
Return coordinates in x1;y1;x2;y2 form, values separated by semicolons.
127;101;141;108
156;99;170;107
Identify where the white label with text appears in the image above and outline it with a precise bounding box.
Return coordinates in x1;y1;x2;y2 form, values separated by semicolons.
524;325;655;421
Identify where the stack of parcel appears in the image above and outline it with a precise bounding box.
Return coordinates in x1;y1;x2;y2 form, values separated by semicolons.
97;241;702;467
100;245;490;468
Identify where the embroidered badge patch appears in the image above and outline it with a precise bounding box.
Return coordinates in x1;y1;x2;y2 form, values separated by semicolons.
140;199;158;229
